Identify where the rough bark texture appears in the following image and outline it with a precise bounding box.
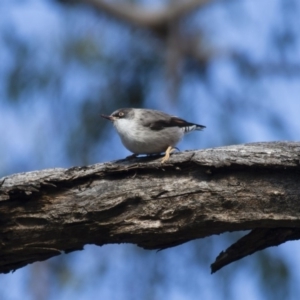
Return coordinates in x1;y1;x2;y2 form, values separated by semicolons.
0;142;300;274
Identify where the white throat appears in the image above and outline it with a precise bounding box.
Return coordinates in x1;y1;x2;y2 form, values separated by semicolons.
113;118;135;137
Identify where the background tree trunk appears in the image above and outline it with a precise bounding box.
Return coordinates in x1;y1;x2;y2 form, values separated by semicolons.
1;142;299;274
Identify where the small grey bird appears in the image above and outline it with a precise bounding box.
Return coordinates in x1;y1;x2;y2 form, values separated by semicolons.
101;108;206;163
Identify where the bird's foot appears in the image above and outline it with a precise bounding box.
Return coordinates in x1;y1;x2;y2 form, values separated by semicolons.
126;153;138;160
161;146;177;163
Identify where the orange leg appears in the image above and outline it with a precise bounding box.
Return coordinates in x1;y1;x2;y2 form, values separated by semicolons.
161;146;175;163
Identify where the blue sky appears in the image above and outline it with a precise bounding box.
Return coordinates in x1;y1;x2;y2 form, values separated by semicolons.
1;0;300;299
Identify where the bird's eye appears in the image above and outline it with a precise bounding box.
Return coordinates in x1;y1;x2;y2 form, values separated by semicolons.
119;112;124;117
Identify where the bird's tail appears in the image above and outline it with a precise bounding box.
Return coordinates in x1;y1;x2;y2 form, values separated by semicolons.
195;124;206;131
183;124;206;133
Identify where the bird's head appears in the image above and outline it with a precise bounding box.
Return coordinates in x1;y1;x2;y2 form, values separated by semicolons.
101;108;132;122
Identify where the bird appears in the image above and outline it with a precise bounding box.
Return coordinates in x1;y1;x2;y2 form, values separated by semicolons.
101;108;206;163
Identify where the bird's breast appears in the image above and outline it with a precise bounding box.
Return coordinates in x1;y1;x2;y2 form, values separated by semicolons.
113;119;183;154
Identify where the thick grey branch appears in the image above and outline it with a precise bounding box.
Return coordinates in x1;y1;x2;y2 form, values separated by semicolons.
211;228;300;273
0;142;300;274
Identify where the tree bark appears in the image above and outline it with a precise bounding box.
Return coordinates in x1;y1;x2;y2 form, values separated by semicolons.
0;142;300;274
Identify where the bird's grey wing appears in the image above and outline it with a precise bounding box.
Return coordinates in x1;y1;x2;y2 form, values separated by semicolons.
141;110;205;131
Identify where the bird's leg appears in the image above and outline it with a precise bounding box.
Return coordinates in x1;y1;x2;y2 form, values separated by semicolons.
161;146;176;163
126;153;138;159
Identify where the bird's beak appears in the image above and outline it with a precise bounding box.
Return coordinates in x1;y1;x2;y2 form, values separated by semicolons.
101;114;114;121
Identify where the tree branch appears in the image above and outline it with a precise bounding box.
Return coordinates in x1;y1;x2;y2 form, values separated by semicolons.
82;0;213;35
0;142;300;274
211;228;300;273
